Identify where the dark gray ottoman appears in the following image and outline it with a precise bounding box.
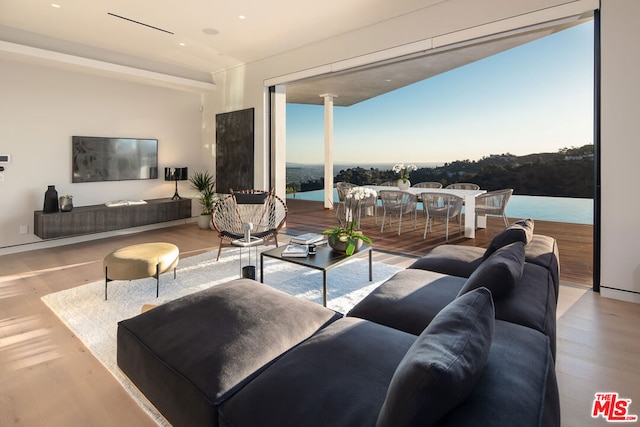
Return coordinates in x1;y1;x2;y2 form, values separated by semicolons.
117;278;342;427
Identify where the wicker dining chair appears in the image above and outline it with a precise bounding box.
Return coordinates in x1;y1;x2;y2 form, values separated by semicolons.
420;192;464;241
379;190;418;235
379;181;397;187
445;182;480;190
413;182;443;189
335;185;378;225
336;182;357;203
360;189;379;224
211;188;288;261
474;188;513;228
335;182;357;221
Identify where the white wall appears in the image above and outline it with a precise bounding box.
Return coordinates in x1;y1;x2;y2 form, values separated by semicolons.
0;59;213;249
600;0;640;302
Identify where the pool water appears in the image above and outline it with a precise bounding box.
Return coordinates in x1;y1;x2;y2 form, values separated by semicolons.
287;189;593;225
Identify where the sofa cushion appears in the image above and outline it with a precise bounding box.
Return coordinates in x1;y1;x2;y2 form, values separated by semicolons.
408;245;484;278
483;218;534;259
458;241;525;298
349;253;556;359
347;269;466;335
117;279;342;427
439;320;559;427
494;262;557;358
376;288;495;427
408;231;559;296
218;317;416;427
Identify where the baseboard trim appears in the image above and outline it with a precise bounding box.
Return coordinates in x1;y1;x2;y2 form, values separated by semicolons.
600;286;640;304
0;218;196;256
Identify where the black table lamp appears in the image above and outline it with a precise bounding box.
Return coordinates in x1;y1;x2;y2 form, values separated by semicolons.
165;167;188;200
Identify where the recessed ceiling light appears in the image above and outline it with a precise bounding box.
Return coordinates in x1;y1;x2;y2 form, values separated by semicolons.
202;27;219;35
51;3;61;8
179;42;186;47
238;15;246;20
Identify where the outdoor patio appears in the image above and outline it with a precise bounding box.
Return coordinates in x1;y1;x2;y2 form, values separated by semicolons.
283;198;594;287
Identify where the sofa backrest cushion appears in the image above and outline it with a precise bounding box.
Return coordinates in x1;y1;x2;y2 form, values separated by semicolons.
408;245;484;278
376;287;495;427
459;241;525;298
483;218;534;260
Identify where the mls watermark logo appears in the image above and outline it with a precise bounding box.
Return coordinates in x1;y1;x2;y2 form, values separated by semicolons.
592;393;638;422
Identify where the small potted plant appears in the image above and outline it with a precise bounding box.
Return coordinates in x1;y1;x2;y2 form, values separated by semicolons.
322;187;375;255
189;171;217;229
59;194;73;212
393;163;417;190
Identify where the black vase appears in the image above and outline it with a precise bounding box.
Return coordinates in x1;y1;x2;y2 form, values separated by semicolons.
43;185;59;213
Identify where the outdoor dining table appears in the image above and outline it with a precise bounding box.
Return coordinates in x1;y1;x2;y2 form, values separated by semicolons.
365;185;486;238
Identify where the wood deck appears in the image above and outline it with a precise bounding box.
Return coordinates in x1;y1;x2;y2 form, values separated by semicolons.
284;198;594;287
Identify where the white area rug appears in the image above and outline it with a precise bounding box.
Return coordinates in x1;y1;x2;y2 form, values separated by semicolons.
41;248;402;426
557;283;588;318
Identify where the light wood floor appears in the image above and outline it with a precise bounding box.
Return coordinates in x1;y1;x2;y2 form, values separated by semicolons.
0;204;637;426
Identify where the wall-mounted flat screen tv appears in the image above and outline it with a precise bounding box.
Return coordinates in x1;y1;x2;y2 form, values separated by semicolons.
72;136;158;183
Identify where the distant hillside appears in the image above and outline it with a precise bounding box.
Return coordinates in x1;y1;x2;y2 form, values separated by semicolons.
409;145;594;197
289;145;594;198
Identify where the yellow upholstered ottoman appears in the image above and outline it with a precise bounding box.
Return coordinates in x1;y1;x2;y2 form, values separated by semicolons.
103;242;179;300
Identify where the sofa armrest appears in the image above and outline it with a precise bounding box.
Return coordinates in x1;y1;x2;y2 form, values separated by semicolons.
525;235;560;299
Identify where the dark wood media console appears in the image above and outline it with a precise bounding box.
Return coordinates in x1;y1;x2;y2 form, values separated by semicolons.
34;198;192;239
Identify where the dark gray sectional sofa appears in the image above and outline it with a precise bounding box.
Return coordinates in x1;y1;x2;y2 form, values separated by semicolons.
117;218;560;427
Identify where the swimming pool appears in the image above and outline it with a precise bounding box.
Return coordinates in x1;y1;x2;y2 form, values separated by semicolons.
287;189;593;225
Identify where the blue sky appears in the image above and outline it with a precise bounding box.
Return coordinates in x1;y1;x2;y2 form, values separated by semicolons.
286;20;594;164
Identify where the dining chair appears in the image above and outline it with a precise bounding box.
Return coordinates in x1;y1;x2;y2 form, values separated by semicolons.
336;182;357;202
359;189;379;224
379;181;397;187
420;192;464;241
474;188;513;228
413;182;443;189
379;190;418;235
335;182;357;222
446;182;480;190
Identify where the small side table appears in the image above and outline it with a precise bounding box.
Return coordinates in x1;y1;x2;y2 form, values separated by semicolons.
231;237;264;279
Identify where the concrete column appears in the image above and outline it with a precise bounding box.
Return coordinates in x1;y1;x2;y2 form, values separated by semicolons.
271;85;287;201
320;93;337;209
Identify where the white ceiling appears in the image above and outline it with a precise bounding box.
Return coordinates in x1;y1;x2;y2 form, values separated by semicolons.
285;22;583;106
0;0;445;81
0;0;592;106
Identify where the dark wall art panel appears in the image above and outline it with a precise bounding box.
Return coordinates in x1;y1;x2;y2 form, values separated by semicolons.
216;108;254;193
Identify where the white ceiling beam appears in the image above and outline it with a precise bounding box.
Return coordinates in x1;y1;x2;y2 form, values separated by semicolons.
0;40;215;93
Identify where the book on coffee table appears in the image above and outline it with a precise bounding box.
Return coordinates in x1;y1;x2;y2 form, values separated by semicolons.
289;233;325;245
281;244;309;257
